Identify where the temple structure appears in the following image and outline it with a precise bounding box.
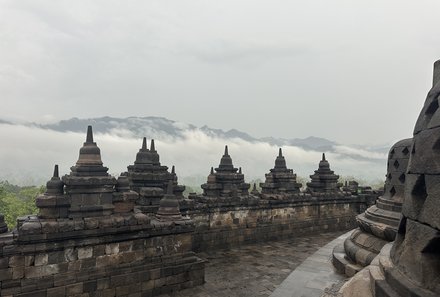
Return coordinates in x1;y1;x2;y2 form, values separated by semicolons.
332;138;412;276
374;60;440;296
0;126;204;297
156;181;185;221
63;126;118;218
201;145;250;197
306;153;342;193
260;148;302;197
124;137;185;212
336;60;440;297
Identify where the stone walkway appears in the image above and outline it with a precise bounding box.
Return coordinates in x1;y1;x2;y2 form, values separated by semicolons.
270;231;351;297
158;231;346;297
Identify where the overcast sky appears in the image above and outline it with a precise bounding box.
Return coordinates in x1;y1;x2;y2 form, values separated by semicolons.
1;0;439;145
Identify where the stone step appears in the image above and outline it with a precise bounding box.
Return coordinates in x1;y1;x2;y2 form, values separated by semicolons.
356;213;397;241
331;242;363;277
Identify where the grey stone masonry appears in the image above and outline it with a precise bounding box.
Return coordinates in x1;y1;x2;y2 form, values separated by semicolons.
381;59;440;296
0;126;204;297
260;148;302;198
62;126;117;218
124;137;185;213
332;138;412;277
335;59;440;297
307;154;343;193
201;146;250;198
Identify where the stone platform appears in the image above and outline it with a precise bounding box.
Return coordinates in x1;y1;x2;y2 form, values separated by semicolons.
156;231;346;297
270;231;350;297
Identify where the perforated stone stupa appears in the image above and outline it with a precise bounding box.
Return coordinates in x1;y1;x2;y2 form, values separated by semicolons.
201;145;250;197
336;59;440;297
260;148;302;197
378;60;440;296
332;138;412;276
306;153;342;193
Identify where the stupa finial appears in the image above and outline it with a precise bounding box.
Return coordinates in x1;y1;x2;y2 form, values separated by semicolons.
53;164;59;178
86;125;93;143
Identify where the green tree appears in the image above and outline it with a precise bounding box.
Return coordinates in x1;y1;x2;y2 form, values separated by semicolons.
0;182;43;229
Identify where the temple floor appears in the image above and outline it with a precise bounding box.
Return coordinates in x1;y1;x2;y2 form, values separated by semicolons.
158;230;346;297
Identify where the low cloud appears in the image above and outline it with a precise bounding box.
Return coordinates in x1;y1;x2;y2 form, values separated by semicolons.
0;123;386;187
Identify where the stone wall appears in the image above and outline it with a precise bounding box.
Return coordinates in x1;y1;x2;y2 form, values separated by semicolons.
0;215;204;297
183;193;375;252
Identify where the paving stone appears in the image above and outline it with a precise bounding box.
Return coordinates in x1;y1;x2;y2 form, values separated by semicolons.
157;231;345;297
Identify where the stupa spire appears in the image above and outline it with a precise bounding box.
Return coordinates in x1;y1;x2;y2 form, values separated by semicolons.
150;139;156;152
53;164;59;178
74;125;104;169
86;125;93;143
142;137;147;150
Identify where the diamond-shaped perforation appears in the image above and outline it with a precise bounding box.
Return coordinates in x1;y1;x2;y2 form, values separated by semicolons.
389;149;395;159
425;98;439;116
390;186;396;197
387;173;392;181
411;174;427;201
402;147;409;156
399;173;406;184
393;160;400;169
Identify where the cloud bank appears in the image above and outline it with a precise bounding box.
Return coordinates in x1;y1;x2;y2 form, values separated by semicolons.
0;123;386;187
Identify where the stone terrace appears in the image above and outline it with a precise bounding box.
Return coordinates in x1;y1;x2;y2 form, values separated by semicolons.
157;231;345;297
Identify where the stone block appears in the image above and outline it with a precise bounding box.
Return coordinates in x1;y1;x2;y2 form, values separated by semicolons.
78;247;93;259
12;266;24;279
64;247;77;262
9;255;24;268
419;174;440;229
34;253;48;266
83;280;97;292
24;256;34;267
408;127;440;174
84;218;99;229
0;268;12;281
0;257;9;269
97;277;110;290
47;286;66;297
66;282;84;295
105;243;119;255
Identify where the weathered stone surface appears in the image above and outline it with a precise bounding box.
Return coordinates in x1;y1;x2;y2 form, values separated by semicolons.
333;139;412;277
307;154;342;193
338;59;440;297
260;148;302;198
0;126;204;297
123;138;185;213
200;146;250;198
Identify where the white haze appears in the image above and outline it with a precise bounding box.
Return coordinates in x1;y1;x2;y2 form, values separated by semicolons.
0;123;386;187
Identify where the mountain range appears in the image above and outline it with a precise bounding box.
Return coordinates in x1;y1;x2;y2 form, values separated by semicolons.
34;116;374;154
0;116;389;186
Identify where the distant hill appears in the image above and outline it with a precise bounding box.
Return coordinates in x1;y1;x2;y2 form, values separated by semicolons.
30;116;373;155
0;116;389;186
